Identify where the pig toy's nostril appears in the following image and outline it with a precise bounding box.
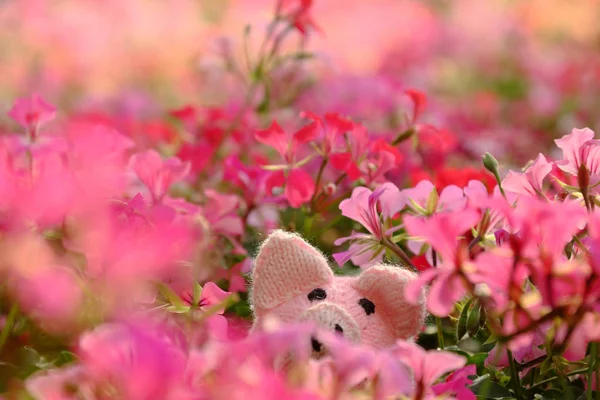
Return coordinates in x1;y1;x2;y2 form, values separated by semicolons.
334;324;344;334
311;337;322;352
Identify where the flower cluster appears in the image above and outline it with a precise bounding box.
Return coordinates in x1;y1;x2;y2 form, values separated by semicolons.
1;1;600;400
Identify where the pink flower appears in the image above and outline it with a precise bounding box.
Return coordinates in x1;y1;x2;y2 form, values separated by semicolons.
8;94;56;137
501;196;586;261
129;149;190;203
181;281;231;314
392;340;466;397
203;189;244;237
11;265;83;332
555;127;600;176
502;153;552;199
317;332;412;397
486;331;545;375
334;183;404;267
403;209;480;316
340;183;404;233
401;180;466;216
469;249;528;313
464;180;504;237
26;366;88;400
78;323;186;400
213;259;251;293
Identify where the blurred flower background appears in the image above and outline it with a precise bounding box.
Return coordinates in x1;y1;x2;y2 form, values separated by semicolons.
2;1;600;398
2;0;600;163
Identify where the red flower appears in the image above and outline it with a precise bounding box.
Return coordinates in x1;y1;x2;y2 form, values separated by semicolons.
282;0;321;35
435;167;496;193
255;120;317;207
405;89;427;125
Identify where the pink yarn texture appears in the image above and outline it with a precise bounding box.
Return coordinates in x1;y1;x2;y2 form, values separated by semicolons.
251;230;426;349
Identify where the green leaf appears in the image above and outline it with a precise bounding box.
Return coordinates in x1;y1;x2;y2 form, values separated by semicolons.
468;353;489;366
470;374;512;399
260;163;289;171
54;351;78;367
539;357;554;376
164;304;191;314
408;197;428;215
426;188;439;214
539;388;563;400
457;297;474;341
192;282;203;307
553;176;581;193
458;337;482;354
467;299;482;337
158;283;189;313
443;345;471;358
563;386;584;400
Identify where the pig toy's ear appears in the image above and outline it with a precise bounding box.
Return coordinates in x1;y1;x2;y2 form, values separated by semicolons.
251;230;334;316
355;264;426;340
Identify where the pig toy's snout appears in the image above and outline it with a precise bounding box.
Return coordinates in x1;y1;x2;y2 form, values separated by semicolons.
301;302;361;356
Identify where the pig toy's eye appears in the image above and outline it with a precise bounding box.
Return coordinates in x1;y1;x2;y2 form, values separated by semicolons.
308;288;327;301
358;298;375;315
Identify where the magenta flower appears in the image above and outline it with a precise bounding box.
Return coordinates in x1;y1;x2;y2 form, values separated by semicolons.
8;94;56;137
129;149;190;203
502;153;552;199
431;365;476;400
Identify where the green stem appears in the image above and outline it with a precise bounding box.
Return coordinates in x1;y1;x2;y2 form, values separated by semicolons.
381;237;416;272
588;342;598;400
468;235;483;251
436;317;445;350
508;349;523;399
0;303;19;354
309;157;328;213
391;128;414;146
530;367;590;389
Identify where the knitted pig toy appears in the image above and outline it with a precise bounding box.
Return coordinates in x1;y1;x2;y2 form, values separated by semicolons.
250;230;426;351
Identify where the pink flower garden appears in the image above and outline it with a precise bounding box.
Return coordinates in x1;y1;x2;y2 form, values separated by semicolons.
1;0;600;399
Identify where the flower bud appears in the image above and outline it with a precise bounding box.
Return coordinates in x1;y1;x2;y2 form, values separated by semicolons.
578;163;590;192
324;182;337;196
